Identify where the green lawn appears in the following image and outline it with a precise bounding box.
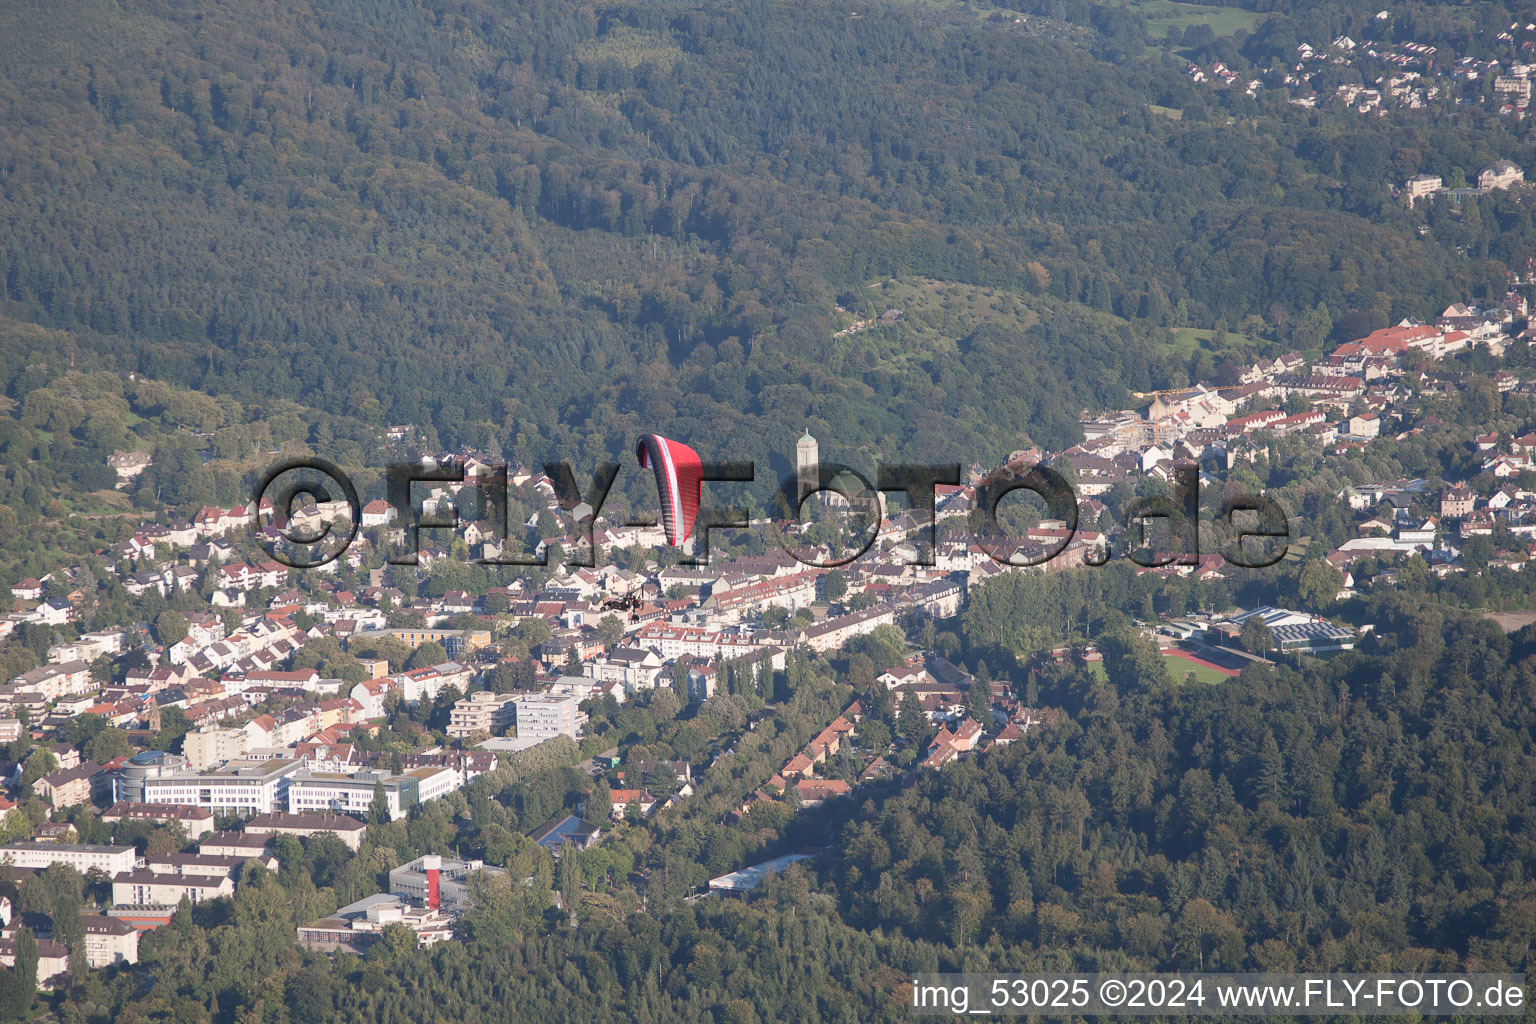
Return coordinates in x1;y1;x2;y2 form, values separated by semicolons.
1163;655;1232;685
1129;0;1262;40
1165;325;1264;360
1088;653;1232;685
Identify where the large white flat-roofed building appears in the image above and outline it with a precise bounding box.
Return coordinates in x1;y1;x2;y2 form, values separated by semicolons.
0;842;137;875
708;853;814;895
512;693;584;740
476;735;547;755
389;854;505;910
112;869;235;907
138;758;301;816
287;766;461;822
1224;606;1358;653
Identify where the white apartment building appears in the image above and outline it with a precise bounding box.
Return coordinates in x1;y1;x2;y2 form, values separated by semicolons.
1403;173;1442;206
446;691;519;739
8;661;92;701
392;660;474;706
112;869;235;907
0;843;138;874
183;727;250;770
629;624;726;661
512;693;584;740
48;631;124;664
138;758;301;816
585;647;667;694
80;914;140;967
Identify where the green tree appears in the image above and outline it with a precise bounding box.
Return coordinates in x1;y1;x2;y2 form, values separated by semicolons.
1295;558;1344;610
368;782;391;825
11;925;37;1015
1099;626;1172;691
1256;733;1286;805
1460;533;1494;570
155;610;189;645
84;726;133;763
595;615;624;648
153;706;191;753
19;749;56;790
405;641;449;670
897;687;929;749
285;966;336;1024
366;922;418;965
586;779;612;823
967;675;993;723
1240;618;1274;655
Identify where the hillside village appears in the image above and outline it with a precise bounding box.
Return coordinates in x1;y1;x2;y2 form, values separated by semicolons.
1184;15;1536;118
3;283;1536;981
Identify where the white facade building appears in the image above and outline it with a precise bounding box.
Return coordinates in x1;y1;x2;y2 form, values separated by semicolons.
0;843;137;875
138;758;301;816
286;766;462;822
512;693;584;740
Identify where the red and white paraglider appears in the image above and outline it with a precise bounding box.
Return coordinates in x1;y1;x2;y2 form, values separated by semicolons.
636;434;705;546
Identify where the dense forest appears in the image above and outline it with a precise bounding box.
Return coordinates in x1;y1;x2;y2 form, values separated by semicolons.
1;0;1530;475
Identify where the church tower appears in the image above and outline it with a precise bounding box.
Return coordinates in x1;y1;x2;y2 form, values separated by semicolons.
796;429;819;505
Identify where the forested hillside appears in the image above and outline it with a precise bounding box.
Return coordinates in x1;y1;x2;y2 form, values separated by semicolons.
0;0;1518;469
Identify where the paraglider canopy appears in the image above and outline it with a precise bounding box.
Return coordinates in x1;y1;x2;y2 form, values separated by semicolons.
636;434;705;546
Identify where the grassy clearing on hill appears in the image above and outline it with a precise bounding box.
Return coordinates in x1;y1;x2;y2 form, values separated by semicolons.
1129;0;1262;40
1166;326;1265;360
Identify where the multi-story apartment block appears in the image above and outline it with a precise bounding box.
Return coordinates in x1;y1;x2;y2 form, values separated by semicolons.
112;870;235;907
80;914;140;967
0;842;138;874
182;727;250;770
446;691;518;739
511;693;584;740
8;661;92;702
